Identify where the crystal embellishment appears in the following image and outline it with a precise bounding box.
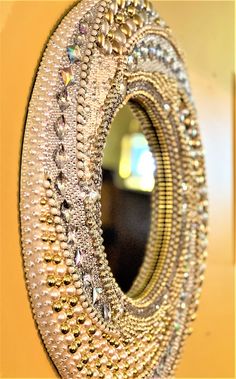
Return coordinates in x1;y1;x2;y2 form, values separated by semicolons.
103;303;111;321
61;66;74;86
75;248;82;266
92;287;103;305
56;89;70;111
83;273;92;288
55;171;66;195
67;45;81;64
54;144;67;169
67;226;77;246
79;22;89;34
54;115;68;140
60;200;71;223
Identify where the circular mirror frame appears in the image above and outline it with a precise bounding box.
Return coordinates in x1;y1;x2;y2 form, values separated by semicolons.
20;1;208;378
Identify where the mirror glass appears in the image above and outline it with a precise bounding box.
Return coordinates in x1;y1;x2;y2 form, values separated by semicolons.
101;103;156;293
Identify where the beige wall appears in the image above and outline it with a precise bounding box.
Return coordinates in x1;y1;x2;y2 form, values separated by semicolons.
0;1;234;378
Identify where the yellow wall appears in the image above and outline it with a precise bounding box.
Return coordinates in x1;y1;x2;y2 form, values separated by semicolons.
0;1;234;378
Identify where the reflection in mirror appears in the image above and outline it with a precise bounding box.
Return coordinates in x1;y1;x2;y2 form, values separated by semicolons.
101;103;156;294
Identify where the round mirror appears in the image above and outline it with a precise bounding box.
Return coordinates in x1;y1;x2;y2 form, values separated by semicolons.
101;103;156;293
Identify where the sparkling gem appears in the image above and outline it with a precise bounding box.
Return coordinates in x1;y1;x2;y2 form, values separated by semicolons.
54;144;67;169
92;287;103;305
174;322;180;331
140;45;148;59
60;200;71;223
163;103;170;113
56;89;70;111
67;226;77;246
133;47;141;60
83;273;92;288
74;34;86;46
61;66;74;86
148;46;156;60
79;22;89;34
182;182;188;191
103;303;111;321
67;45;81;64
55;172;67;195
127;55;135;68
155;44;163;59
75;248;82;266
54;115;68;140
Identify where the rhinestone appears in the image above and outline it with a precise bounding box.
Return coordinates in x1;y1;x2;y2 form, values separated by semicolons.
140;45;148;59
67;226;77;246
55;172;67;195
54;145;67;169
163;103;170;113
79;22;89;34
74;34;86;46
60;200;71;223
67;45;81;64
56;89;70;111
75;248;82;266
54;115;68;140
61;66;74;86
127;55;135;68
83;273;92;288
148;46;156;60
103;303;111;321
92;287;103;305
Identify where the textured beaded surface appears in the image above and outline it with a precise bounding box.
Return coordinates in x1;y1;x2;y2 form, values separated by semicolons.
20;0;208;378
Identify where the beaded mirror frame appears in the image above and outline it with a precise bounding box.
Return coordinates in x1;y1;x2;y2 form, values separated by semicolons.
20;0;208;378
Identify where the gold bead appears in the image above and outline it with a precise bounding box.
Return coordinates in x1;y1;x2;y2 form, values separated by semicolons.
53;301;62;312
40;197;47;205
77;315;85;324
72;327;80;337
53;255;61;264
41;233;48;242
61;323;70;334
107;362;112;369
69;296;78;307
39;215;47;223
47;275;56;287
89;345;95;353
87;369;93;377
60;296;67;303
49;233;56;243
63;275;71;285
88;326;96;335
82;356;89;364
76;338;82;347
127;5;136;16
77;364;83;371
97;352;103;359
66;308;73;319
96;362;101;369
44;252;52;263
115;12;125;23
68;343;78;354
46;215;53;224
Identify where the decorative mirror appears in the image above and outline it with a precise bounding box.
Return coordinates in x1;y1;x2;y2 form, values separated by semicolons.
20;0;208;377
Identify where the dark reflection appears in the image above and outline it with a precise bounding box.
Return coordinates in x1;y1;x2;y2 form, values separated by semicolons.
101;169;151;293
101;104;153;293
